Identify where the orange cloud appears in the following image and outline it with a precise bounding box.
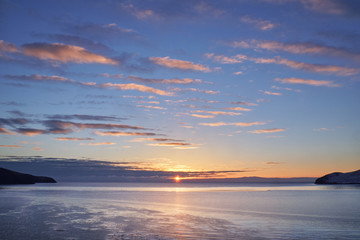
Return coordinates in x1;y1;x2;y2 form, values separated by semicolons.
22;43;117;64
260;90;282;96
136;105;167;110
0;40;19;54
0;145;22;147
94;131;157;136
275;77;340;87
249;128;285;134
194;110;242;116
205;53;247;64
188;114;215;119
149;56;211;72
241;16;275;30
127;75;202;84
225;107;252;111
199;121;265;127
253;57;358;76
56;137;94;141
100;83;173;96
87;142;116;146
0;127;16;135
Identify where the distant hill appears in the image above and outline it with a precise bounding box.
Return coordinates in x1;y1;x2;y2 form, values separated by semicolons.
0;167;56;185
315;170;360;184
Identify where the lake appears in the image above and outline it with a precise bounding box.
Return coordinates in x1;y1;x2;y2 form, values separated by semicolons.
1;182;360;239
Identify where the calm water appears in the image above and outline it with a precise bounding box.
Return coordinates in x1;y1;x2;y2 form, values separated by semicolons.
1;182;360;240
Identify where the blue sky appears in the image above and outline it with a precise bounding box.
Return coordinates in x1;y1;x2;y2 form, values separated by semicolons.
1;0;359;179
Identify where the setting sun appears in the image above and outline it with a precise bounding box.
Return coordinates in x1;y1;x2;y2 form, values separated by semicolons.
174;176;181;183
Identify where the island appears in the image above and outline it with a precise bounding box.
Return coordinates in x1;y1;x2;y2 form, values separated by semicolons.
0;167;56;185
315;169;360;184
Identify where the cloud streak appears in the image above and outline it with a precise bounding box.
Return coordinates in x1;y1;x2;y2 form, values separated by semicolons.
249;128;286;134
149;56;211;72
241;16;275;30
199;121;265;127
275;77;340;87
22;43;117;64
127;75;202;84
252;57;358;76
205;53;247;64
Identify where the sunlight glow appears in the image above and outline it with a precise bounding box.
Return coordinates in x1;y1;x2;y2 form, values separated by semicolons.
174;175;181;183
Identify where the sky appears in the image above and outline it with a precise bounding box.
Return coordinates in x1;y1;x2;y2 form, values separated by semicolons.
0;0;359;181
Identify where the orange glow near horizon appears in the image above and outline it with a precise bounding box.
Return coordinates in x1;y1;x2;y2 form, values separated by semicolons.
174;175;181;183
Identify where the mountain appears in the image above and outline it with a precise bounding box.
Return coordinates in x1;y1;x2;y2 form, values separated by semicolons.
0;167;56;185
315;170;360;184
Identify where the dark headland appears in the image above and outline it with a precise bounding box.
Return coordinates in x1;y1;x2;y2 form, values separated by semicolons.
315;170;360;184
0;167;56;185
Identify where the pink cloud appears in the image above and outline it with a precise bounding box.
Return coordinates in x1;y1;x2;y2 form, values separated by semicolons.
249;128;286;134
0;40;19;54
194;110;242;116
56;137;94;141
149;56;211;72
0;127;16;135
205;53;247;64
252;57;358;76
225;107;252;111
127;75;202;84
87;142;116;146
241;16;275;30
0;145;22;148
22;43;117;64
275;77;340;87
199;121;265;127
260;90;282;96
94;131;156;136
100;83;173;96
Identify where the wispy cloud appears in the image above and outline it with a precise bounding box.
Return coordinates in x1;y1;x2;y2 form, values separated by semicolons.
22;43;117;64
136;105;167;110
205;53;247;64
0;127;16;135
275;77;340;87
87;142;116;146
187;113;215;119
0;145;22;147
199;121;266;127
56;137;94;141
230;101;258;106
99;83;174;96
94;131;157;137
5;74;173;96
0;40;19;54
127;75;202;84
121;3;159;19
193;110;242;116
149;56;211;72
241;16;275;30
225;107;252;111
172;87;219;95
260;90;282;96
300;0;347;15
233;39;360;61
249;128;286;134
252;57;358;76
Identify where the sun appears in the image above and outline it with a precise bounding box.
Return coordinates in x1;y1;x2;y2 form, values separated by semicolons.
174;175;181;183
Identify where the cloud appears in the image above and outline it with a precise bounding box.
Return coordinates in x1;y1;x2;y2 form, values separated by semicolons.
121;3;159;19
21;43;117;64
46;114;125;122
127;75;202;84
249;128;286;134
0;40;19;55
234;71;243;75
233;39;360;61
205;53;247;64
313;127;335;131
300;0;347;15
87;142;116;146
199;121;266;127
265;161;283;165
149;56;211;72
16;128;47;136
6;74;173;96
252;57;358;76
147;142;193;147
193;110;242;116
0;145;22;148
99;83;173;96
100;73;123;79
240;16;275;30
136;105;167;110
260;90;283;96
229;101;258;106
0;127;16;135
225;107;252;111
172;87;219;95
0;118;29;127
275;77;340;87
187;113;215;119
94;131;157;137
56;137;94;141
0;156;249;182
